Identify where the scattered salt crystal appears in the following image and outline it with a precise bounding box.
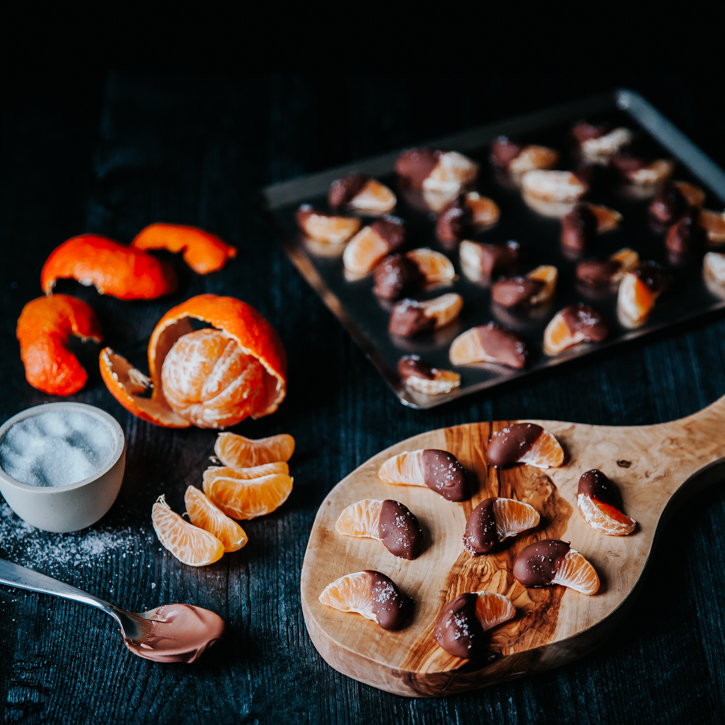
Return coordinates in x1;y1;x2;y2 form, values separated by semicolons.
0;411;115;487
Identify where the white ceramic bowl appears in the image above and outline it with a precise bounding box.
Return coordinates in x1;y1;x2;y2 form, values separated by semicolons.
0;402;126;533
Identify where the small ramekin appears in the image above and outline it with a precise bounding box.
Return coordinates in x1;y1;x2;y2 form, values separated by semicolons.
0;402;126;533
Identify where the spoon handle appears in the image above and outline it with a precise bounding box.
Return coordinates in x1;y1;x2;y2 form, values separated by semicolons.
0;558;113;614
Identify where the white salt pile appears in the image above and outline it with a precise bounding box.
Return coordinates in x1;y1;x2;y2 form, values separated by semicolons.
0;410;115;487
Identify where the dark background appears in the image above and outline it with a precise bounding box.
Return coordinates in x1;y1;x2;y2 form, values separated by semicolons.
0;73;724;724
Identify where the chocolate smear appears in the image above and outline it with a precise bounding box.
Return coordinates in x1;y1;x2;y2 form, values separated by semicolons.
513;539;571;588
434;593;484;658
328;173;369;209
378;500;423;560
463;498;499;555
373;253;424;299
422;449;468;501
578;469;621;509
485;423;543;468
366;571;411;630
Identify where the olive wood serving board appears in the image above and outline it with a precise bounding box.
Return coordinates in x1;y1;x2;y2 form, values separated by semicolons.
300;396;725;697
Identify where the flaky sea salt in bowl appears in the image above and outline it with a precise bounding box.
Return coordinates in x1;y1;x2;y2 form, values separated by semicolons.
0;403;125;532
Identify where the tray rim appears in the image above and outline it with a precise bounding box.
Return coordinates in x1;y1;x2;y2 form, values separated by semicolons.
258;88;725;410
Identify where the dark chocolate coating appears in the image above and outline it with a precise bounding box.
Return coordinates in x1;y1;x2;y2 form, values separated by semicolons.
463;498;499;555
378;500;423;560
575;259;621;288
485;423;543;469
561;204;598;254
477;323;528;369
397;355;435;382
295;204;324;230
560;304;609;342
490;136;524;168
370;216;406;251
395;148;439;188
436;194;472;245
434;593;484;658
571;120;611;144
422;449;468;501
650;183;689;224
665;210;705;255
373;253;424;300
388;300;435;337
578;469;621;509
328;173;368;209
477;240;521;280
365;571;411;630
491;277;544;308
633;262;669;294
513;539;571;588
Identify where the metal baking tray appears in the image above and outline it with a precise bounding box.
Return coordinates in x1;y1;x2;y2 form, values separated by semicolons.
258;89;725;409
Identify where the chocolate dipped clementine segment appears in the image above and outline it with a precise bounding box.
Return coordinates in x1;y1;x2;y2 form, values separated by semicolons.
319;571;411;630
577;469;635;536
576;248;639;289
41;235;177;300
17;295;102;396
397;356;460;396
131;223;237;274
335;499;423;560
388;293;463;337
343;216;406;275
486;423;564;470
328;173;396;214
617;262;668;329
463;497;540;555
449;323;527;369
214;432;294;469
202;468;293;520
406;249;456;287
152;495;225;567
543;304;609;356
513;539;599;595
185;485;248;552
434;591;515;658
378;449;468;501
101;294;286;428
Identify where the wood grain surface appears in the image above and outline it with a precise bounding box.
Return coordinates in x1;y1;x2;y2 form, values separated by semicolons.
1;73;725;724
302;397;725;696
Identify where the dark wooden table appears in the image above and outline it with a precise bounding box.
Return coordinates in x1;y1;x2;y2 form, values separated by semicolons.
1;74;724;724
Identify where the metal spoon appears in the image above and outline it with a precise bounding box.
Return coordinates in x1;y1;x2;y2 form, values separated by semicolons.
0;557;155;648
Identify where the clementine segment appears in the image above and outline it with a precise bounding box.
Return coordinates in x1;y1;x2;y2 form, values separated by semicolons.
131;223;237;274
41;235;177;300
378;450;426;486
552;549;600;595
474;591;516;631
318;571;376;622
151;495;225;566
578;494;636;536
214;432;295;469
202;470;293;520
205;463;289;481
17;295;102;395
492;499;540;541
335;500;383;539
519;428;565;469
184;486;248;552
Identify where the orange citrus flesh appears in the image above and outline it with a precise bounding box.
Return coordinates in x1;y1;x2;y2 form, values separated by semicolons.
552;548;599;595
467;193;500;228
543;311;576;355
676;181;705;208
404;369;460;396
424;293;464;329
17;295;102;396
343;226;391;275
519;428;565;469
151;495;225;566
161;329;265;429
349;180;396;213
407;249;455;286
578;494;636;536
131;223;237;274
41;235;177;300
699;210;725;243
449;327;486;365
205;462;289;480
184;486;248;552
300;212;361;244
335;500;383;539
618;273;656;328
214;432;294;470
527;265;558;305
589;204;622;233
492;499;541;541
474;591;516;631
203;470;293;520
318;571;375;622
378;450;426;486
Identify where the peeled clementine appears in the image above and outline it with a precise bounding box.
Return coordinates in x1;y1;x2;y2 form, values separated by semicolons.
41;235;177;300
17;295;102;395
100;294;286;428
184;486;248;552
131;223;237;274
